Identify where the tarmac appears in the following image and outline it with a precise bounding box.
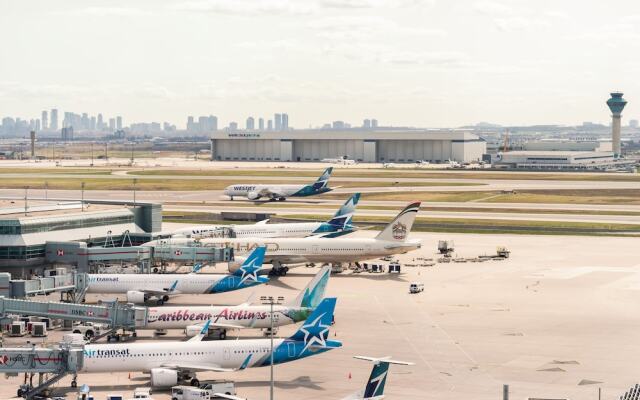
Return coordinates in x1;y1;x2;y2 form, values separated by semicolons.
2;228;639;400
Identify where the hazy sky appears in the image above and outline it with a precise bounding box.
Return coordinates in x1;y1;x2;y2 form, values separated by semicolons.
2;0;640;128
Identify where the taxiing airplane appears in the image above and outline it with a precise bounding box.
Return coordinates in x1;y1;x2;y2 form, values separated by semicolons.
145;202;421;276
144;266;330;339
212;355;413;400
223;167;334;201
172;193;360;240
74;298;340;388
86;247;268;304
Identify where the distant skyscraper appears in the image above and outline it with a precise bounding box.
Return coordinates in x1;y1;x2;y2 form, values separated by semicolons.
229;122;238;131
50;109;58;130
34;119;41;132
363;119;371;129
281;113;289;130
198;116;208;132
187;116;195;132
332;121;345;129
90;116;96;130
41;111;48;130
630;119;638;128
209;115;218;131
109;118;116;131
61;126;74;141
274;113;282;131
371;119;378;128
116;116;123;130
97;113;104;130
258;118;264;130
268;120;273;130
246;117;255;130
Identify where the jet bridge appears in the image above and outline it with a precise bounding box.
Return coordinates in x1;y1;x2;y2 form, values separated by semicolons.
0;296;146;332
0;342;84;399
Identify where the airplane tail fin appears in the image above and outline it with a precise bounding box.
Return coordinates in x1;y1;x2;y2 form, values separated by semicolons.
375;202;421;242
289;297;336;342
232;246;266;277
311;167;333;191
326;193;360;229
287;266;331;308
353;356;414;399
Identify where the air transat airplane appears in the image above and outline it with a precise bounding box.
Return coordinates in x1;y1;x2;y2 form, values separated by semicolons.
212;355;413;400
86;247;268;304
171;193;360;240
145;202;422;276
145;266;330;339
73;298;340;388
223;167;334;201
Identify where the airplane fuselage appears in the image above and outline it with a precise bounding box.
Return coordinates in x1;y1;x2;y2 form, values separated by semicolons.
172;222;326;239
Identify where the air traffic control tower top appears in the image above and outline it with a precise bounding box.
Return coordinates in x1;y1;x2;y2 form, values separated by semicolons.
607;92;627;115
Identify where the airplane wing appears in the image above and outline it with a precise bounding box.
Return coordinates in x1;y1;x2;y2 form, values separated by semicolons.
141;280;181;296
160;362;235;373
257;188;286;198
209;321;246;330
211;394;247;400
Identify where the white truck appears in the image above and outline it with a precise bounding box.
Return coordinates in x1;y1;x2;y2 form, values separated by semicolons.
72;322;104;340
171;381;236;400
409;282;424;294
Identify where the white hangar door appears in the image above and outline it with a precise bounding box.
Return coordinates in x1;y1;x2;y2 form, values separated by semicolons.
293;140;364;161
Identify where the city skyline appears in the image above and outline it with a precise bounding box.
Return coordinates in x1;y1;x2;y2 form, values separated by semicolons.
2;1;640;127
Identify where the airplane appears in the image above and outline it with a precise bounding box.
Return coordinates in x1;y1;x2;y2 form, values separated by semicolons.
144;266;330;339
223;167;335;201
71;298;341;389
172;193;360;240
86;247;268;304
144;202;422;276
211;355;413;400
322;156;356;165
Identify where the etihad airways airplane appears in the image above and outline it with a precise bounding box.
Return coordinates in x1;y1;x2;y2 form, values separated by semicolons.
145;266;330;339
144;202;422;276
71;298;340;388
86;247;268;304
213;355;413;400
171;193;360;240
223;167;334;201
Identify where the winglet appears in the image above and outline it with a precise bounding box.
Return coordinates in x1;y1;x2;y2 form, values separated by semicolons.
168;280;179;292
191;263;203;274
188;319;212;342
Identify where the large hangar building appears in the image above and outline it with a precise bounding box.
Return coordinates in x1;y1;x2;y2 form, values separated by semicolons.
209;129;486;163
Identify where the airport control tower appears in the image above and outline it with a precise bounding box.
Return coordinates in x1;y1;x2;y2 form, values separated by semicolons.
607;92;627;157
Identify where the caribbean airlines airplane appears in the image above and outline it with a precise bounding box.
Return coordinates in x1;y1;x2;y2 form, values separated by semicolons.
171;193;360;240
223;167;334;201
145;266;330;339
86;247;268;304
145;202;422;276
74;298;340;388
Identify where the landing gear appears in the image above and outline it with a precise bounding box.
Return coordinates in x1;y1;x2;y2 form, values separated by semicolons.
162;295;170;302
157;298;164;306
71;377;77;388
278;197;286;201
269;266;289;276
230;196;234;201
190;378;200;387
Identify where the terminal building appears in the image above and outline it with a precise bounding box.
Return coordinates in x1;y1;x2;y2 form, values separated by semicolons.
496;151;620;170
209;129;486;163
0;200;161;276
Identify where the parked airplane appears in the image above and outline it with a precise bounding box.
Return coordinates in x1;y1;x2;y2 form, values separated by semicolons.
86;247;268;304
322;156;356;165
223;167;334;201
172;193;360;240
73;298;341;388
144;202;421;276
212;355;413;400
144;266;330;339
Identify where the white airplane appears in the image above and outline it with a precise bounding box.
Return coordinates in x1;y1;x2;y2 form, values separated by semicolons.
223;167;334;201
415;160;430;166
86;247;268;304
144;202;422;276
144;266;330;339
71;298;340;389
171;193;360;240
322;157;356;165
212;355;413;400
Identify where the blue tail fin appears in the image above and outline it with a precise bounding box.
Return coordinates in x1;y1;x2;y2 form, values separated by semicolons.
364;361;390;398
310;167;333;191
288;266;331;308
232;246;266;283
289;297;336;343
326;192;360;228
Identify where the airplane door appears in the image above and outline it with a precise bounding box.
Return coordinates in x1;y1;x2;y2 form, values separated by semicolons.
287;342;296;357
223;348;230;360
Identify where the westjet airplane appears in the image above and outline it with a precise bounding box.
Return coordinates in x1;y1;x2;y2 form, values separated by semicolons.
73;298;340;388
172;193;360;240
145;266;330;339
212;355;413;400
223;167;334;201
86;247;268;304
145;202;421;276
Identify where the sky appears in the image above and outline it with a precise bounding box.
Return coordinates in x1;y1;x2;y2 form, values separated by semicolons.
1;0;640;128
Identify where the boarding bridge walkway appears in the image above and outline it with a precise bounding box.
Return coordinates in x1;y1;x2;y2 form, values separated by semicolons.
0;343;84;399
0;296;147;331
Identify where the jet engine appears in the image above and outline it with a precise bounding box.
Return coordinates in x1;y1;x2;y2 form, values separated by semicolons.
247;191;260;200
126;290;147;304
150;368;178;387
185;325;205;337
227;256;247;273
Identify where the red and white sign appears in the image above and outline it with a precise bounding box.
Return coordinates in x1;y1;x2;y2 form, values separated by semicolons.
56;249;64;257
174;250;183;256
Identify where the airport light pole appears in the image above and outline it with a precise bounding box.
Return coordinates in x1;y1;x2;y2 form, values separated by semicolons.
133;178;138;206
24;186;28;216
44;181;48;200
81;182;85;212
260;295;284;400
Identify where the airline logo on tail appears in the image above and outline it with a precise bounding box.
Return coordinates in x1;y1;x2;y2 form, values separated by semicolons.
299;312;331;353
392;222;407;240
235;247;265;285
